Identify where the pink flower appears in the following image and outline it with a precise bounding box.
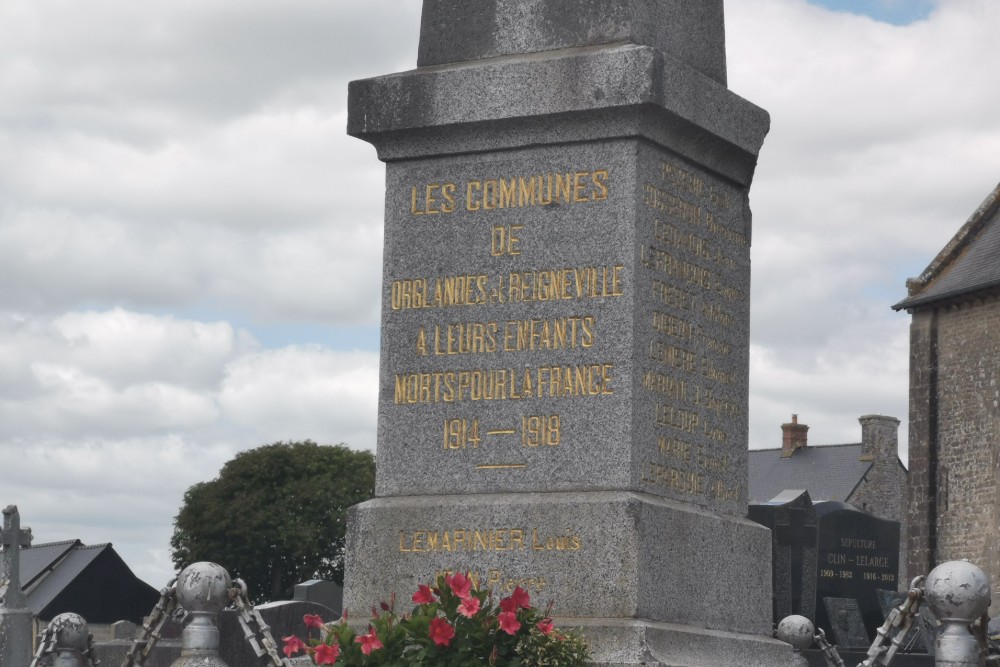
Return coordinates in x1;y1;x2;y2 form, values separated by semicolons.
499;586;530;613
313;643;340;665
282;635;307;658
509;586;531;609
412;584;436;605
498;611;521;635
446;572;472;599
458;596;481;618
429;617;456;647
536;619;554;635
303;614;325;629
356;629;384;655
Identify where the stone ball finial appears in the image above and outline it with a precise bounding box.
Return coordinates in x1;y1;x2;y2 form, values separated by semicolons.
175;562;232;615
776;615;815;650
925;560;991;621
48;613;89;652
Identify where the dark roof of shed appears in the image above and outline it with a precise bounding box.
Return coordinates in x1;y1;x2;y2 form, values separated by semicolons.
748;443;872;504
894;182;1000;311
18;540;82;589
25;543;109;616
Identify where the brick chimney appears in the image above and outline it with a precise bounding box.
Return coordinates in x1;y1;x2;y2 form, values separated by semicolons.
781;414;809;458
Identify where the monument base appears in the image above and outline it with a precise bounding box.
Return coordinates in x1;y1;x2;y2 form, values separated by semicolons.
579;618;793;667
346;491;791;665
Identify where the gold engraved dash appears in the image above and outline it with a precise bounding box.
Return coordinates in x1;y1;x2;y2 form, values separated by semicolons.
476;464;528;470
487;429;517;436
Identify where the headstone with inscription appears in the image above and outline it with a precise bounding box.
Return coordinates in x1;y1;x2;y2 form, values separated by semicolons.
822;597;870;649
814;502;900;643
343;1;788;665
749;490;818;625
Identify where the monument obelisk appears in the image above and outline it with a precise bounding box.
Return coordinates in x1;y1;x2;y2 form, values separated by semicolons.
344;2;791;664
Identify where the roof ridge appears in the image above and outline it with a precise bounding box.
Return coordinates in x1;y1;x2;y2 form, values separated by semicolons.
750;442;862;452
25;539;82;549
894;181;1000;310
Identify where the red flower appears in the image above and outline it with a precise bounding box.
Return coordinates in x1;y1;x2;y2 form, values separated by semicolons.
313;643;340;665
510;586;531;609
356;629;384;655
412;584;436;605
458;596;481;618
498;611;521;635
536;619;554;635
499;586;530;613
282;635;307;658
445;572;472;599
429;617;456;647
303;614;325;629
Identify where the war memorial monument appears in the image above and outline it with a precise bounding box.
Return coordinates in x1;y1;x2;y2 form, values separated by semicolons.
342;1;792;664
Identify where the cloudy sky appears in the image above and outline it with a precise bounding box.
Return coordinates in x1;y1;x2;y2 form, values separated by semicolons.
1;0;998;590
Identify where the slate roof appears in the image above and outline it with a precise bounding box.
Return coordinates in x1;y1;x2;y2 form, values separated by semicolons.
748;443;873;504
894;182;1000;311
25;543;108;616
3;539;159;622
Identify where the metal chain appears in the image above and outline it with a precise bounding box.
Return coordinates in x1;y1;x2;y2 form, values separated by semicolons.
812;628;845;667
858;576;925;667
28;626;56;667
84;631;102;667
228;578;294;667
120;577;178;667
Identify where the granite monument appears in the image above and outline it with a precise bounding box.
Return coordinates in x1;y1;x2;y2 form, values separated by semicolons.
343;2;787;664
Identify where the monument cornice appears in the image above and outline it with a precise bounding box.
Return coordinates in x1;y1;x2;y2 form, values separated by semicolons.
348;43;769;185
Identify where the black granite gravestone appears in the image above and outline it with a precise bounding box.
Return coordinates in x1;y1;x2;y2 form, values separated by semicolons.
748;490;817;625
815;501;899;643
823;597;870;649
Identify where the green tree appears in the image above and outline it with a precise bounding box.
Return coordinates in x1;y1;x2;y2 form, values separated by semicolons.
170;440;375;602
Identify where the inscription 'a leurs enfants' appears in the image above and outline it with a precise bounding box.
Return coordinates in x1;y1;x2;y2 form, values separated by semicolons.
416;315;596;357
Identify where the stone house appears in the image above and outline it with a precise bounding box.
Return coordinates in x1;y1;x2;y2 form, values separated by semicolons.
749;414;908;580
892;181;1000;598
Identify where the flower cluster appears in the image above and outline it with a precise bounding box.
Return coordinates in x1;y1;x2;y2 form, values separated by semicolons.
282;573;589;666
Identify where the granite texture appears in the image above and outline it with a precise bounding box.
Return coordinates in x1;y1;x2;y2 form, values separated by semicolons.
345;492;773;636
376;139;752;518
348;44;769;186
417;0;728;85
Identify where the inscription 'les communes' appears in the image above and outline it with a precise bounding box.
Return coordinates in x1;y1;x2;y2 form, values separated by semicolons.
410;169;609;215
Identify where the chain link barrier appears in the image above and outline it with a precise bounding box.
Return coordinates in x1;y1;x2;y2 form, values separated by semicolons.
27;623;101;667
28;626;56;667
812;628;845;667
858;576;925;667
120;577;179;667
229;578;294;667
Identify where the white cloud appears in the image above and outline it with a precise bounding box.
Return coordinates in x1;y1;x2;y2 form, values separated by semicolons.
726;0;1000;456
219;346;378;449
0;0;997;591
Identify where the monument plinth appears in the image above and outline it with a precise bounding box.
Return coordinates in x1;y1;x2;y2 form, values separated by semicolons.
344;3;790;664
